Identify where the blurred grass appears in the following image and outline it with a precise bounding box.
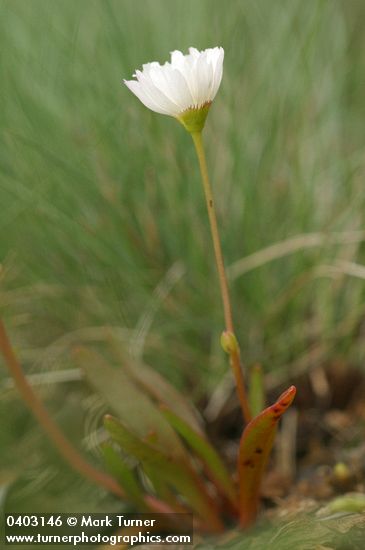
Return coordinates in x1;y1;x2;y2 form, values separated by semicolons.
1;0;365;386
1;0;365;540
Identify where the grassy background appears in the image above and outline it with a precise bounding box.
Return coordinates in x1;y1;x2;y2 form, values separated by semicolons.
1;0;365;541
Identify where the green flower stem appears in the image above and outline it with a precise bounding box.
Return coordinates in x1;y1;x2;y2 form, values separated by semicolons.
0;319;124;498
191;131;251;424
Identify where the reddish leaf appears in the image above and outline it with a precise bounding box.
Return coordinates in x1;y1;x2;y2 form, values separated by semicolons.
238;385;296;528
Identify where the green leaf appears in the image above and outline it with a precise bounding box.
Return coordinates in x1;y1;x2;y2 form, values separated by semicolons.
327;493;365;514
249;364;265;417
161;407;237;507
238;385;296;528
119;357;204;435
142;463;186;512
74;347;186;459
100;442;146;508
104;414;224;532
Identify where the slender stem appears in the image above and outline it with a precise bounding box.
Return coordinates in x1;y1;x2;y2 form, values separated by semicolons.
0;319;124;498
192;132;233;332
191;131;251;423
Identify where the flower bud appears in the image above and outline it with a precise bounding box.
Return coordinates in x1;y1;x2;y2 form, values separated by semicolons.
220;331;239;354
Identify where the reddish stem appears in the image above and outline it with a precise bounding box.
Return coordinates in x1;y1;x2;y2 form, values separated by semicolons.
0;319;124;498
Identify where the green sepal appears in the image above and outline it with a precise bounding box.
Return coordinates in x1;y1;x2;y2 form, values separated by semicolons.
177;103;211;133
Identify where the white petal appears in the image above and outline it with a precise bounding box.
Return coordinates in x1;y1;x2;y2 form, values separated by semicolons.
188;47;200;59
180;56;199;104
210;48;224;100
135;70;179;114
123;79;170;115
195;50;213;105
153;66;194;112
170;50;186;69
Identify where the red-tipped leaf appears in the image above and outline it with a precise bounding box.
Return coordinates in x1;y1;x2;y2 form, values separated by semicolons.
238;385;296;528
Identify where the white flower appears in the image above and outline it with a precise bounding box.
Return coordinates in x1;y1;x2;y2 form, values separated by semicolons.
124;47;224;120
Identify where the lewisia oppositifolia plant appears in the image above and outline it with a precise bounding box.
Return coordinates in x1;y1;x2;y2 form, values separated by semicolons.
118;46;296;529
0;47;296;537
